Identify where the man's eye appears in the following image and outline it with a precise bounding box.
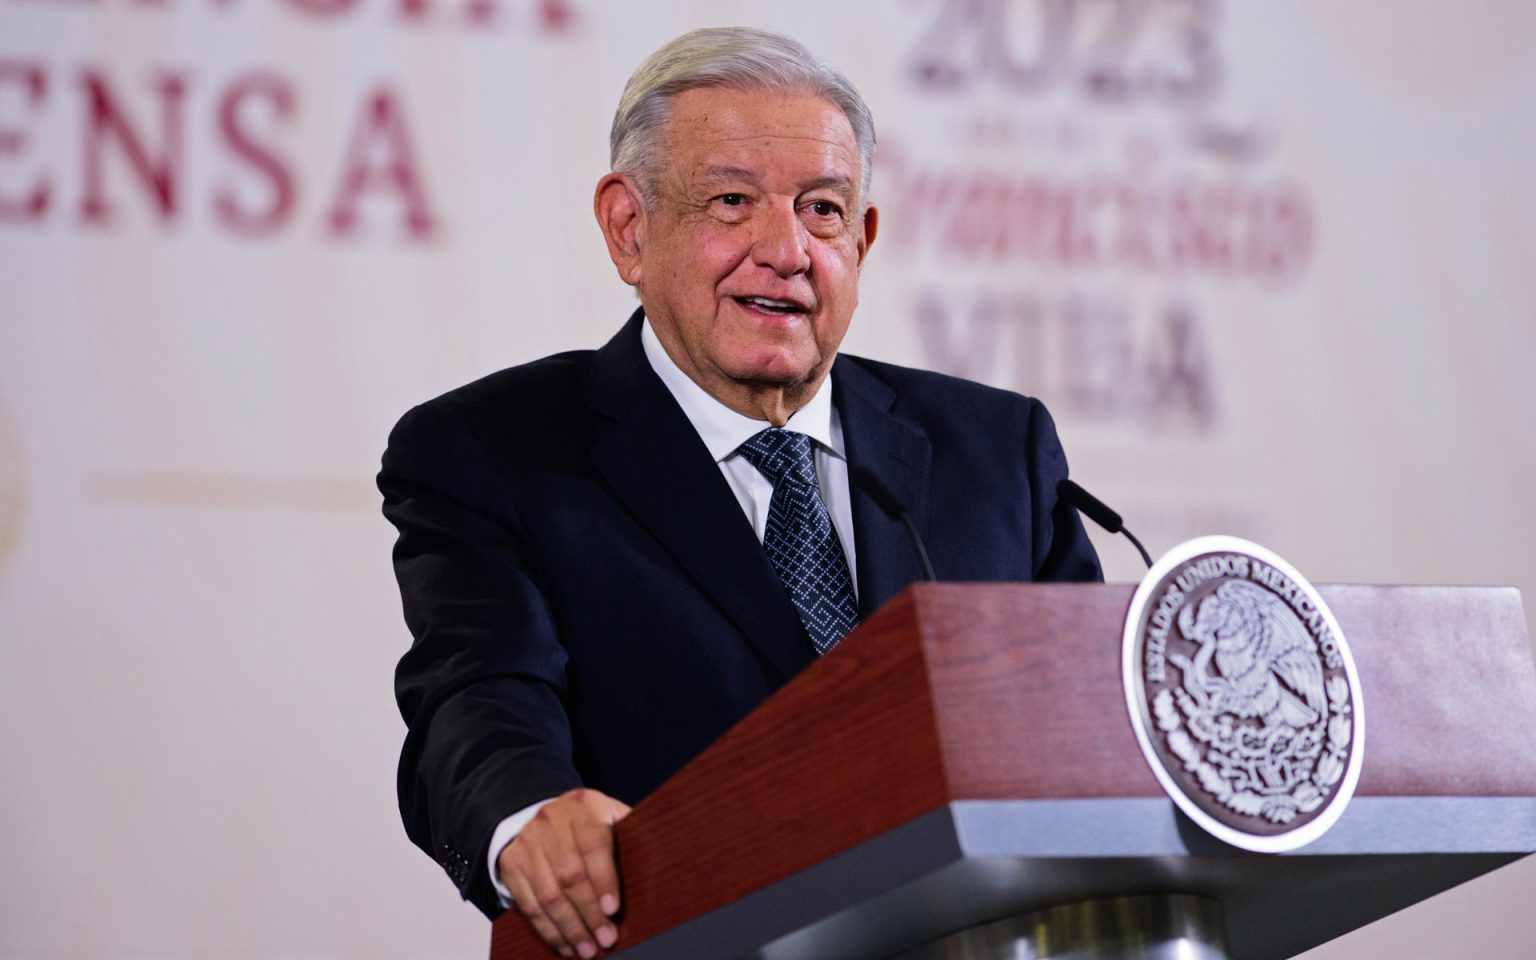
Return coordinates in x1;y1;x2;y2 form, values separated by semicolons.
718;194;747;206
808;200;842;218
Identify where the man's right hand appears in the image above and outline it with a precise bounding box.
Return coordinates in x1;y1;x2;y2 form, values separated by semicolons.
497;787;633;958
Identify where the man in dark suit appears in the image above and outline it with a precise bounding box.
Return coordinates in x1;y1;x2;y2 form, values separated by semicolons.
379;26;1100;959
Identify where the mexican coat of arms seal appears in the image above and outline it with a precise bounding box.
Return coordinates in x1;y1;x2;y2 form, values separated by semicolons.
1123;536;1365;851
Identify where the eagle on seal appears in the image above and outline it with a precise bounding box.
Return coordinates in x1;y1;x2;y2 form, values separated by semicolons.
1177;580;1328;729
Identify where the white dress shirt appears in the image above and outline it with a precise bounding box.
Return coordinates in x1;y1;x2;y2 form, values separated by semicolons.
487;319;858;903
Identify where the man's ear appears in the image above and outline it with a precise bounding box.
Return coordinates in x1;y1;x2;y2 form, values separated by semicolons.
594;173;647;286
856;202;879;267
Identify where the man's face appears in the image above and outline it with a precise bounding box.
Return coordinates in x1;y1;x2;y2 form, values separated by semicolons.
627;87;876;403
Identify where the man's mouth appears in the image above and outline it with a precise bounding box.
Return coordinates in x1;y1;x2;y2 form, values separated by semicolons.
734;295;809;316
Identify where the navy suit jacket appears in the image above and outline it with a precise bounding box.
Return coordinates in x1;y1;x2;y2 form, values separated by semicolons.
379;310;1101;916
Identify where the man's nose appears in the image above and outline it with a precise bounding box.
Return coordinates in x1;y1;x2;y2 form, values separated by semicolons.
751;202;812;277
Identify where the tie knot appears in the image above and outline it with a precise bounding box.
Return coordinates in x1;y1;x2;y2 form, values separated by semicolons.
737;428;818;490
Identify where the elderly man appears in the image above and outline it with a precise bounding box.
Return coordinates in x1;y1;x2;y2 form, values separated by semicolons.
379;26;1100;958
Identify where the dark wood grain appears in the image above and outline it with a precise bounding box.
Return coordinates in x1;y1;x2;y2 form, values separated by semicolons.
914;583;1158;799
912;583;1536;800
490;583;1536;959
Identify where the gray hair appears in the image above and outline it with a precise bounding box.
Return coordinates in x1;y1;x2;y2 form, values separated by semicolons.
609;27;876;208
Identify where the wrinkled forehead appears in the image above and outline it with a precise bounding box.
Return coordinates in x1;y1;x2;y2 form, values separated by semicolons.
660;88;862;193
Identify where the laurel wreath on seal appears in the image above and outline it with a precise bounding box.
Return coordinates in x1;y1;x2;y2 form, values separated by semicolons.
1153;676;1352;824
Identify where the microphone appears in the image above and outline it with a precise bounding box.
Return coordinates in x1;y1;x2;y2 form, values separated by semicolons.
1056;479;1153;570
849;466;938;582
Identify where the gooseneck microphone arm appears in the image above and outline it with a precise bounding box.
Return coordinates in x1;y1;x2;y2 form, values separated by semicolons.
1056;479;1153;570
849;466;938;583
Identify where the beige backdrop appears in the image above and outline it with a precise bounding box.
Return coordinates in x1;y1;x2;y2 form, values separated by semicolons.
2;1;1534;957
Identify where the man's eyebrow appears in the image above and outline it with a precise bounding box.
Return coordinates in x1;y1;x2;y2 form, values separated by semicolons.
799;175;856;197
696;167;856;196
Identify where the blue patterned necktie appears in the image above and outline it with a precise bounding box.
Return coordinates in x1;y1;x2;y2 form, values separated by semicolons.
736;428;859;655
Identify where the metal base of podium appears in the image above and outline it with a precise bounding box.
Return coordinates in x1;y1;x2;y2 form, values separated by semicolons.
889;895;1228;960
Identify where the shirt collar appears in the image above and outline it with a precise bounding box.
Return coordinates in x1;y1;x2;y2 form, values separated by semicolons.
640;318;842;463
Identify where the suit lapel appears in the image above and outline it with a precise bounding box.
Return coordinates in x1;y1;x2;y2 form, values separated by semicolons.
834;357;934;617
585;312;815;682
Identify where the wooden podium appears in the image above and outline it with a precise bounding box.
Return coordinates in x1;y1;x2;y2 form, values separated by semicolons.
489;584;1536;960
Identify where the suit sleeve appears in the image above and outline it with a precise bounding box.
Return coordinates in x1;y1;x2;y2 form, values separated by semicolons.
1022;398;1104;582
379;400;583;918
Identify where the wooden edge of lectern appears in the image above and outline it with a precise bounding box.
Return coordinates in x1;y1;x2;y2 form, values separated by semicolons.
490;584;1536;960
